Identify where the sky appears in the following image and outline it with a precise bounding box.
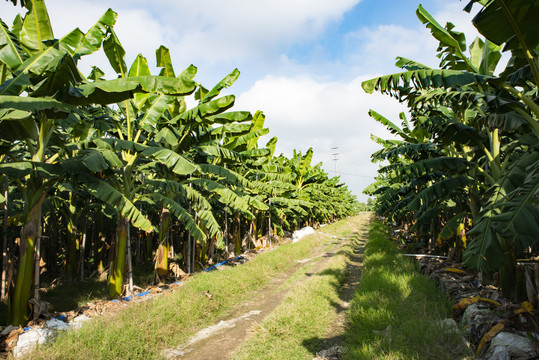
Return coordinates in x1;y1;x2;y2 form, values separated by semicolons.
2;0;485;201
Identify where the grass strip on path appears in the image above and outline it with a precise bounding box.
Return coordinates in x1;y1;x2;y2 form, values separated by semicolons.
29;216;359;360
231;214;370;360
344;219;472;360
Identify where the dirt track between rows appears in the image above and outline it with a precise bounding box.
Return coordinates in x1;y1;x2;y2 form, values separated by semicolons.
163;214;369;360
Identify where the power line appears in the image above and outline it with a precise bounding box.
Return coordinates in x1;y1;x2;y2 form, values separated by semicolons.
335;171;374;178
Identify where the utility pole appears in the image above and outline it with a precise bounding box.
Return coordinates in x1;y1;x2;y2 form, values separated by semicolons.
332;147;339;177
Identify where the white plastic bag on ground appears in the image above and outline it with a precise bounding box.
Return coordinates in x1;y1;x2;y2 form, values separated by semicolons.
292;226;315;243
13;328;56;358
71;314;91;330
46;318;70;331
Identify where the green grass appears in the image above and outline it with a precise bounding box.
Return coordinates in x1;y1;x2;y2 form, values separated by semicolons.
28;216;358;359
231;220;362;360
343;219;472;360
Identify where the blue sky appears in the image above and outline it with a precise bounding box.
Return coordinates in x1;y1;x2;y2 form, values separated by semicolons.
2;0;483;201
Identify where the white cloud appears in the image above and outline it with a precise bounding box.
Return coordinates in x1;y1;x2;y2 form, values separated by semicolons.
46;0;362;70
236;74;407;201
154;0;362;62
343;24;439;74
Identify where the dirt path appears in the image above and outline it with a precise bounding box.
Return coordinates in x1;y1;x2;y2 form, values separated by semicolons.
313;224;368;354
163;215;369;360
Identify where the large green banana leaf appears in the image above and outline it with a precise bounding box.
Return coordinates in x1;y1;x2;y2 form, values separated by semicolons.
406;176;472;212
189;178;253;215
0;45;65;95
465;0;539;53
141;147;197;175
59;8;117;61
0;161;64;178
174;95;236;123
151;193;206;241
84;178;153;232
197;145;242;162
0;18;25;70
18;0;54;54
206;111;252;125
200;68;240;104
362;69;489;94
155;45;175;78
66;75;196;105
198;163;250;187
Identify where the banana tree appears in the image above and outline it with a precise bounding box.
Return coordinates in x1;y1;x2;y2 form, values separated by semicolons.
78;33;203;297
0;1;130;324
363;2;539;299
0;0;198;320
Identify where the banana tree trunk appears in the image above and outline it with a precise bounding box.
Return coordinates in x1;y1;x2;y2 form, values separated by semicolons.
234;213;241;255
108;218;128;299
2;176;8;300
186;201;192;273
192;212;198;271
65;193;78;282
498;239;518;301
126;224;133;294
66;221;78;282
8;199;43;325
267;200;272;246
33;231;41;301
155;207;171;283
224;208;229;256
79;220;87;280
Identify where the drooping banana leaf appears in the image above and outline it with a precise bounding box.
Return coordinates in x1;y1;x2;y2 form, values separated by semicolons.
84;178;153;232
362;69;489;95
0;45;66;95
407;176;472;212
206;111;252;124
0;161;64;179
224;128;269;150
152;193;206;241
197;145;242;162
103;29;127;76
141;147;197;175
66;75;196;105
188;178;254;219
198;163;250;187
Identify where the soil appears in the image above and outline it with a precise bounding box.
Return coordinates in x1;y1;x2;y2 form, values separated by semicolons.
162;215;370;360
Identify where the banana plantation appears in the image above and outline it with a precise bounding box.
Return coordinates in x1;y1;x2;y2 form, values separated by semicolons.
364;0;538;302
0;0;359;326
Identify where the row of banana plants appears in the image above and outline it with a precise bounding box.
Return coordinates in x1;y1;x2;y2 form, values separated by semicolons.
0;0;358;325
363;0;538;301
